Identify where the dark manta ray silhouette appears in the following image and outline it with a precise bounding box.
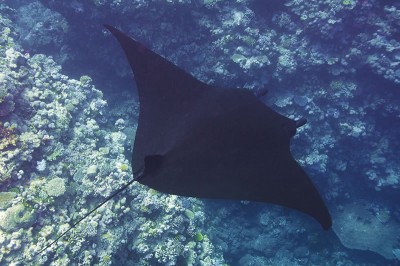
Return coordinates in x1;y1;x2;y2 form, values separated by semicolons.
105;25;331;230
36;24;331;258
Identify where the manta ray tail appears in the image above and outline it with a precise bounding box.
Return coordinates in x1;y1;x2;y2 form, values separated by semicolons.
32;170;143;260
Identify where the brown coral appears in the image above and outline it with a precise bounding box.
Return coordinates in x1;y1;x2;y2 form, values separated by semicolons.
0;122;18;151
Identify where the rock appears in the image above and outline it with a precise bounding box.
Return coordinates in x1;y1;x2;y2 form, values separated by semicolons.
0;203;35;231
333;202;400;260
86;165;98;176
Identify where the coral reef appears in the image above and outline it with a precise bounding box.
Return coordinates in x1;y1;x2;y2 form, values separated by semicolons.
15;1;69;63
0;0;399;265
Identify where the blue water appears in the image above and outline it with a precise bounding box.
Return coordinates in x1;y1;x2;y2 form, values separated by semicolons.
1;0;399;265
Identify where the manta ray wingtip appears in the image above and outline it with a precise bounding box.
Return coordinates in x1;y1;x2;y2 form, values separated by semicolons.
320;209;332;230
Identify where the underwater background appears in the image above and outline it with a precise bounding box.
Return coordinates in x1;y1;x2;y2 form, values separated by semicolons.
0;0;399;265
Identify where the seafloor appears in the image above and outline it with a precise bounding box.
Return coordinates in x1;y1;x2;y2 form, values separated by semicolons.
0;0;399;265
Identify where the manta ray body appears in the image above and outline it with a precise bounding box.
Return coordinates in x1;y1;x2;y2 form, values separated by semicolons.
104;25;331;230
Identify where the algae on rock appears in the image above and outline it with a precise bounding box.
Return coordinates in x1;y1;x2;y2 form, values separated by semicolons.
0;192;16;209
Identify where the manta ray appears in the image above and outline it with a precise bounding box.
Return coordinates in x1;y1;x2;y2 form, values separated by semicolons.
104;25;331;229
39;24;331;256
